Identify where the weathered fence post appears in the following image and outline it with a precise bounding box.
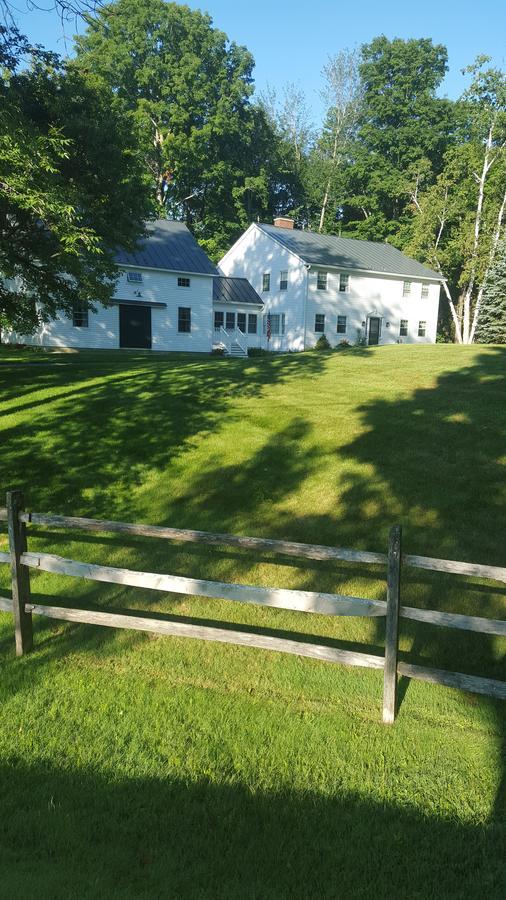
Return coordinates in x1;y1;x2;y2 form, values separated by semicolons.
383;524;402;724
7;490;33;656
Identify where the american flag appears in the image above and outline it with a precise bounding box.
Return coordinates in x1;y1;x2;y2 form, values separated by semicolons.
266;312;271;342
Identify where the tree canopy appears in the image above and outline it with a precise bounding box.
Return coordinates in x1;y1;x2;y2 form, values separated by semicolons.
1;0;505;343
0;25;152;334
74;0;282;258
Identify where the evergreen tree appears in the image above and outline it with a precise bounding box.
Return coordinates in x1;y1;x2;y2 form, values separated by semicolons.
476;237;506;343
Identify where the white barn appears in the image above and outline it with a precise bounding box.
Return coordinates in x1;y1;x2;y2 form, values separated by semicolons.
218;217;444;350
4;220;263;355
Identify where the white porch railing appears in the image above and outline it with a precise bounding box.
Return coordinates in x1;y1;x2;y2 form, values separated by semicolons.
215;326;248;354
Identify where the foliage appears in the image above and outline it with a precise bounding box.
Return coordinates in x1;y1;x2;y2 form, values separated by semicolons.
74;0;283;258
475;236;506;342
408;57;506;342
0;26;152;334
314;333;331;350
341;36;453;243
307;48;363;233
247;346;272;357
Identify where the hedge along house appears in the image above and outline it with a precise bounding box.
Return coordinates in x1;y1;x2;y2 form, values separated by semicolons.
4;221;222;353
218;217;445;349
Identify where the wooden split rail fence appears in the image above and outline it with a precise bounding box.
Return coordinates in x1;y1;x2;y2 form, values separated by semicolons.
0;490;505;723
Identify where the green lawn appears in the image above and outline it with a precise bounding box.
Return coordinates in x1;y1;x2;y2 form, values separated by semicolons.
0;344;505;898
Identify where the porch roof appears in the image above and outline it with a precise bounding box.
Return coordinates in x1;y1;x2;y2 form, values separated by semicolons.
213;276;264;307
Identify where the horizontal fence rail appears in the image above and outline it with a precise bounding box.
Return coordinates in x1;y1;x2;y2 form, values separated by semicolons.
1;495;505;721
20;551;387;619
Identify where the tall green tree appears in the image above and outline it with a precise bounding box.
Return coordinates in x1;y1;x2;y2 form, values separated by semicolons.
75;0;268;257
475;236;506;343
342;36;453;242
0;26;152;334
409;58;506;342
308;49;362;234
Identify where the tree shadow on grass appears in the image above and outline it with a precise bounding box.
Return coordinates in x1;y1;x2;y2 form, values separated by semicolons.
0;351;327;517
335;346;506;843
0;760;503;899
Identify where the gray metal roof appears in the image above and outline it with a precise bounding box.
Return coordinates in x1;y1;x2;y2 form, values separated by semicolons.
213;276;264;306
257;224;443;281
115;220;217;275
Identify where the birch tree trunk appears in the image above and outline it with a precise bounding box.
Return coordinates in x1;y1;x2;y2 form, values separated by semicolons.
462;123;496;343
470;186;506;341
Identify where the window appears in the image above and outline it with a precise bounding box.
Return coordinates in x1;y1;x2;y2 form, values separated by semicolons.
279;270;288;291
214;311;224;331
226;311;235;331
400;319;408;336
337;315;347;334
248;313;257;334
263;313;285;335
178;307;191;333
403;281;411;297
126;271;142;283
72;303;88;327
418;321;427;337
339;273;349;293
262;273;270;292
315;314;325;333
421;283;429;299
177;276;191;288
237;313;246;332
317;271;327;290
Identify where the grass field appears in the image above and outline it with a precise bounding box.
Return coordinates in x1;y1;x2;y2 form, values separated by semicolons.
0;344;505;898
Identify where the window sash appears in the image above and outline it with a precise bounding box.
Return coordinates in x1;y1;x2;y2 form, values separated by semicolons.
402;281;411;296
315;314;325;333
262;273;270;291
72;304;89;327
339;274;349;292
421;283;429;298
263;313;285;335
247;314;257;334
336;315;347;333
418;321;427;337
400;319;408;336
237;313;246;332
317;271;327;290
279;270;288;291
178;307;191;332
214;311;224;330
177;277;191;288
226;312;236;331
126;271;142;283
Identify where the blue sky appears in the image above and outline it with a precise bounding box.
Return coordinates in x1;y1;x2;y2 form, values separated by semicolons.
12;0;506;124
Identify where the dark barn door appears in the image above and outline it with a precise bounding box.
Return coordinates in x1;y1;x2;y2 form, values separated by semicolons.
368;317;380;345
119;305;152;349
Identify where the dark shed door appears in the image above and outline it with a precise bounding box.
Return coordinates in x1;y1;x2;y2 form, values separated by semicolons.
119;305;152;349
368;317;380;346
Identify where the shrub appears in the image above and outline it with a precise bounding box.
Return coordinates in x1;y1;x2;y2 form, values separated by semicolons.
211;346;225;356
314;334;331;351
247;347;272;357
336;339;351;349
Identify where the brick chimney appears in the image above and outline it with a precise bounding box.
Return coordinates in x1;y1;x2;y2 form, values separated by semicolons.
273;216;295;229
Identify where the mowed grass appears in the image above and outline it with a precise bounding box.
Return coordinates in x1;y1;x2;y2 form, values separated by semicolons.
0;344;504;899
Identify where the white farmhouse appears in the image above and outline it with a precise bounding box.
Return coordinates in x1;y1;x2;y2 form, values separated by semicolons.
218;217;444;350
4;220;263;355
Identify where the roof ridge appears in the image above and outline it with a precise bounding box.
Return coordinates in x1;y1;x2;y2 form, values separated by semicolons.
256;223;443;281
